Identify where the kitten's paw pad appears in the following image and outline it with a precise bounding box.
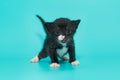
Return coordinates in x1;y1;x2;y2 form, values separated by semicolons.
71;60;80;66
50;63;60;68
30;56;39;63
62;56;69;60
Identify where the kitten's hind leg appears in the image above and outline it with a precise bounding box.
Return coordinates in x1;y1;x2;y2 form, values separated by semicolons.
30;49;48;63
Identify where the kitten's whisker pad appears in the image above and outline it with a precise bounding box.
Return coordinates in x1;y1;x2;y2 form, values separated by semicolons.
58;35;65;41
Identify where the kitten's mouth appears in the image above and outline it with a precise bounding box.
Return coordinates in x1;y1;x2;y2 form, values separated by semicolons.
61;40;67;43
58;39;67;43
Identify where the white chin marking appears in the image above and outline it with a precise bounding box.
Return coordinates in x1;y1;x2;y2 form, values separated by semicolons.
30;56;39;63
71;60;80;66
58;35;65;41
50;63;60;68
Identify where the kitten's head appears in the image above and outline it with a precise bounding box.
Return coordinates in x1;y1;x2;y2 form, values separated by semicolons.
45;18;81;43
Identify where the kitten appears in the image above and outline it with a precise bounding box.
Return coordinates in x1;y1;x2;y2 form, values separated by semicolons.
31;15;81;68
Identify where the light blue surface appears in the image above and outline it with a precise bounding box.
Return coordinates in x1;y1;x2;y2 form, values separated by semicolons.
0;0;120;80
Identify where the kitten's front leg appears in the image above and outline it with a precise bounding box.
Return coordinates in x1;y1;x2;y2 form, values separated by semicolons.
49;48;60;68
68;45;80;66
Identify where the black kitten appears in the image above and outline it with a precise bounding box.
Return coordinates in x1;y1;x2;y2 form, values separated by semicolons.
31;15;81;68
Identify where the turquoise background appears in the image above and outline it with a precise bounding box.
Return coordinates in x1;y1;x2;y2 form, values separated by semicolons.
0;0;120;80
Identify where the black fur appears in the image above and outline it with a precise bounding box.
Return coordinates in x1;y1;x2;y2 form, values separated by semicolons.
36;15;81;64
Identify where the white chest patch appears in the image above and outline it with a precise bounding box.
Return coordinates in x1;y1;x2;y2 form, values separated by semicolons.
56;42;68;57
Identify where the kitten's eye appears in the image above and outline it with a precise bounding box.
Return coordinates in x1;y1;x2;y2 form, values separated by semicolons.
66;30;71;35
55;32;60;36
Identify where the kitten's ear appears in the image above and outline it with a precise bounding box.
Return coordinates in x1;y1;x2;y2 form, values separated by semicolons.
71;19;81;29
44;22;54;32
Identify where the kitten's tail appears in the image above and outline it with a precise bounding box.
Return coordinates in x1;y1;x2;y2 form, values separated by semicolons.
36;15;47;33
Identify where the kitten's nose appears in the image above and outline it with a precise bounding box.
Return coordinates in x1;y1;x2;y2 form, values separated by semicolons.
58;35;65;41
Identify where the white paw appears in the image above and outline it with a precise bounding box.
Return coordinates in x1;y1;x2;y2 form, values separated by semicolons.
62;56;69;60
30;56;39;63
71;60;80;66
50;63;60;68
